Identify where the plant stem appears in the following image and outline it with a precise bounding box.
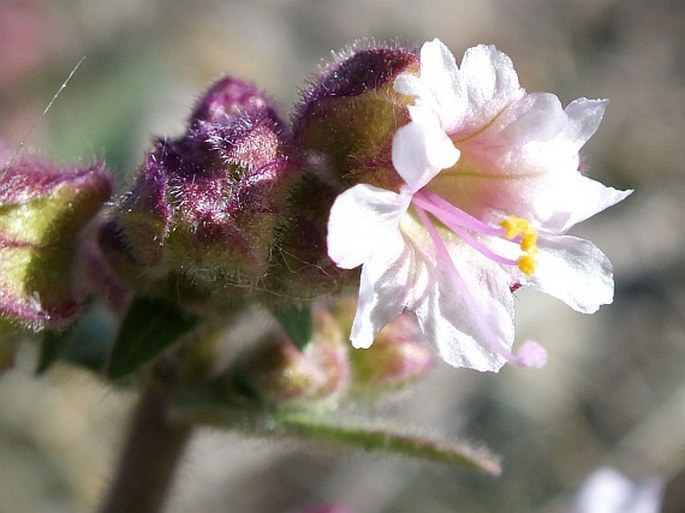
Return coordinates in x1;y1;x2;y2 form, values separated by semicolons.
99;373;192;513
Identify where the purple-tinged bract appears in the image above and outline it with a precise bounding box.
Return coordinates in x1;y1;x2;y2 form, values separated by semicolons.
0;150;112;330
293;43;419;191
117;76;296;287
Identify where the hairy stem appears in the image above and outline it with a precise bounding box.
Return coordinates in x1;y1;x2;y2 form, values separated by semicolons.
99;374;192;513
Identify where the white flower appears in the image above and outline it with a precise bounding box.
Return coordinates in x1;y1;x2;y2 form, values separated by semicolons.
327;39;631;372
574;468;664;513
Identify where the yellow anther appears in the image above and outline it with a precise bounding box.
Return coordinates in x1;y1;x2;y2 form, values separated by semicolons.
517;253;538;276
520;231;538;252
499;216;529;240
500;215;540;276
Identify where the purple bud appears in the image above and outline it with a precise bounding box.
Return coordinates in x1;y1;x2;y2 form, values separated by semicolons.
0;150;112;329
267;45;419;298
293;43;419;190
189;77;280;127
117;76;297;286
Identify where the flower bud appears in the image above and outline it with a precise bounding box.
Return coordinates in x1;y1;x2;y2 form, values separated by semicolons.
188;76;280;127
265;173;355;299
268;45;418;299
236;307;349;406
293;43;418;190
0;150;112;329
338;305;434;397
117;77;297;286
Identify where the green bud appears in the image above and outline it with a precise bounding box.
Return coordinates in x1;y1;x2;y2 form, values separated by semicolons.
0;151;112;329
332;301;434;397
236;307;349;406
293;43;419;190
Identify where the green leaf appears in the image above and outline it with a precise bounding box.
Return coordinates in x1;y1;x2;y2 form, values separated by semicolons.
175;402;501;475
33;304;117;375
277;412;502;475
272;304;312;350
36;329;72;374
106;297;198;379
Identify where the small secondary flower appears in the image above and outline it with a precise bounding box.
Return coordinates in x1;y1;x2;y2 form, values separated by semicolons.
327;39;631;371
573;467;664;513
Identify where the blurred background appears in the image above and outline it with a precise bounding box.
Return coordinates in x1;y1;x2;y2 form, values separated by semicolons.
1;0;684;511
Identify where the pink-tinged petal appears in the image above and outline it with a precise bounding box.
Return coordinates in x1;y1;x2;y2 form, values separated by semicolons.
327;184;408;269
527;234;615;313
536;175;633;233
458;44;524;134
392;122;459;191
564;97;608;151
498;92;568;144
394;72;424;100
408;235;515;372
349;231;413;348
416;39;465;130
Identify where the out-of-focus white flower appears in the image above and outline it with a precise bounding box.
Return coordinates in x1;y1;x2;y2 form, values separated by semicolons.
327;39;631;372
574;467;664;513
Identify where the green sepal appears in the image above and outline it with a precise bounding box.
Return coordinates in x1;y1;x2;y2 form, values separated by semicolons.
272;304;312;350
106;296;198;379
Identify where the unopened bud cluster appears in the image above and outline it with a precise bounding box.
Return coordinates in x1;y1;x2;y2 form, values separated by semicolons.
95;43;422;307
4;41;438;401
117;78;294;286
231;302;433;407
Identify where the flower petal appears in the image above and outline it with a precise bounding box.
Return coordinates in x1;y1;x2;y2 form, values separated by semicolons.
416;38;465;130
392;122;459;191
527;234;615;313
536;175;633;233
563;97;608;151
327;184;409;269
458;44;524;134
349;230;413;348
409;236;515;372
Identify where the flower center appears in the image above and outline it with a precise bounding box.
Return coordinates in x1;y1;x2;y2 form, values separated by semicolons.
410;188;546;369
411;189;539;276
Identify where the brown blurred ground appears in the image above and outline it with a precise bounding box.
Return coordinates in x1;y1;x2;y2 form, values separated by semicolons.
1;0;684;512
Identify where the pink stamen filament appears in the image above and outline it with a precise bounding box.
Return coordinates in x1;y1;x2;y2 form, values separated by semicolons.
414;189;503;236
413;190;520;267
413;204;523;366
450;225;519;266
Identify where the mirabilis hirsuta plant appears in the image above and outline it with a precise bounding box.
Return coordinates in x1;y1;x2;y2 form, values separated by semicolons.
0;38;631;484
0;38;630;387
